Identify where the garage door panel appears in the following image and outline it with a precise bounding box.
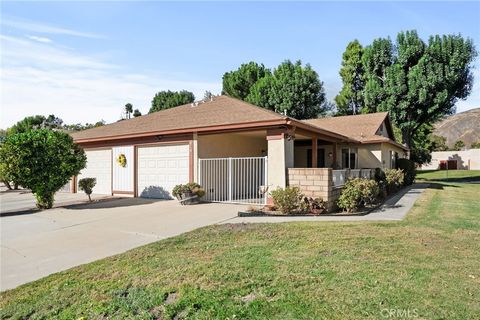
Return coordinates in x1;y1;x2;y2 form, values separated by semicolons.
137;144;189;199
78;149;112;195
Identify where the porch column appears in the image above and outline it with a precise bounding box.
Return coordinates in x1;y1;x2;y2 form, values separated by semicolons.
266;128;294;193
311;137;318;168
192;132;199;182
332;142;337;169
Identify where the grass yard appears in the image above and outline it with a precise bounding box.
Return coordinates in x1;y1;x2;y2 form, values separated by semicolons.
1;175;479;319
416;169;480;182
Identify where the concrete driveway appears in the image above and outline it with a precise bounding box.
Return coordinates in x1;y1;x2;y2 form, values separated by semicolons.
0;189;111;214
1;196;241;291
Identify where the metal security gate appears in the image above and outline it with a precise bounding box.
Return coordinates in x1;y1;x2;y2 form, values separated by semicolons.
198;157;268;205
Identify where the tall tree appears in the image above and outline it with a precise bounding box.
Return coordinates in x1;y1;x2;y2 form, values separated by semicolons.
124;103;133;119
362;37;394;113
222;62;269;100
335;40;365;115
246;60;327;119
149;90;195;113
361;31;476;152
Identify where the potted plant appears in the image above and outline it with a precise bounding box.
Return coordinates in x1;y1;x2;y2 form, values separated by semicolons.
172;182;205;205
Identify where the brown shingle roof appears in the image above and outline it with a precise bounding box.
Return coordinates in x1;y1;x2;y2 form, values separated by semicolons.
303;112;407;150
303;112;389;141
71;96;288;141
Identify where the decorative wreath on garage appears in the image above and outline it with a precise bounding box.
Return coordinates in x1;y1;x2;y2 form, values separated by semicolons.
117;153;127;167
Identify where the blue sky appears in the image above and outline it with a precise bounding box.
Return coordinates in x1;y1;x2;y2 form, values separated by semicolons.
1;1;479;128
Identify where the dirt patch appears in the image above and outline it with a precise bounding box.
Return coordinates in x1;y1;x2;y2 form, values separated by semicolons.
164;292;178;305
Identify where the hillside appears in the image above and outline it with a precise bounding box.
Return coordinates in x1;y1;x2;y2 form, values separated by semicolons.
433;108;480;148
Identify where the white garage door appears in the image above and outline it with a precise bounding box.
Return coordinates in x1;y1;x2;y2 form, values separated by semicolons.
78;149;112;195
137;144;189;199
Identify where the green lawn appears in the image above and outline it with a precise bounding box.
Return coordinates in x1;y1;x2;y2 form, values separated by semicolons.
1;178;479;319
416;169;480;182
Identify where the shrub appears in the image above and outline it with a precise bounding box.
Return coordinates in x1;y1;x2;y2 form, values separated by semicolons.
301;197;326;214
0;130;86;209
397;158;415;185
337;178;380;212
373;168;388;199
270;186;303;214
384;169;405;194
78;178;96;201
172;182;205;200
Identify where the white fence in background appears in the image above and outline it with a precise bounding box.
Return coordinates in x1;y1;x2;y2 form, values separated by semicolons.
198;157;268;205
332;169;375;187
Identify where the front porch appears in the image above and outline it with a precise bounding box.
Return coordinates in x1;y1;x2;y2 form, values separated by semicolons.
194;126;374;209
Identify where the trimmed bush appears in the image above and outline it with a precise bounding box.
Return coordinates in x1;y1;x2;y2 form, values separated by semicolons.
384;169;405;194
78;177;96;202
397;158;415;185
0;130;86;209
337;178;380;212
270;186;303;214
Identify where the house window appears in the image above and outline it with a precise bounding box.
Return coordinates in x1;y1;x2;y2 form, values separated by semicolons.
341;148;357;169
307;148;325;168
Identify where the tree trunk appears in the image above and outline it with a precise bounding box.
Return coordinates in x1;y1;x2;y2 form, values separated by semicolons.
2;180;12;190
402;129;413;159
87;193;92;202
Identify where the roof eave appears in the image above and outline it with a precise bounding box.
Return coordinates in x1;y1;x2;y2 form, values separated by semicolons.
73;119;290;144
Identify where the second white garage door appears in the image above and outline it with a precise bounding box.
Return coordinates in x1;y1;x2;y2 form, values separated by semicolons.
78;149;112;195
137;144;190;199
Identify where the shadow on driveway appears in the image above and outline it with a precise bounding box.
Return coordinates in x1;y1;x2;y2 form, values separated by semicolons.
0;197;165;217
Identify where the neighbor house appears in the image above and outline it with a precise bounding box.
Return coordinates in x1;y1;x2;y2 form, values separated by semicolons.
69;95;407;209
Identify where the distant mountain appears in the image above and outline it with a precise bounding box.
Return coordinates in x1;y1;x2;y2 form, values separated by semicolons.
433;108;480;148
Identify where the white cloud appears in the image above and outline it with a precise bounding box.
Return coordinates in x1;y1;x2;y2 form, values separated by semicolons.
2;17;104;39
0;35;221;128
26;35;52;43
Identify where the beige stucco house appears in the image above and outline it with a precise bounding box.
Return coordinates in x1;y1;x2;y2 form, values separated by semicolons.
69;95;407;207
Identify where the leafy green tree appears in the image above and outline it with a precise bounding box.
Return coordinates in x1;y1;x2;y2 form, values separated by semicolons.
63;120;105;132
453;140;465;151
78;177;96;202
410;124;434;165
203;90;215;101
363;31;476;151
222;62;269;100
246;60;327;119
362;37;394;113
8;115;63;135
430;135;449;151
149;90;195;113
133;109;142;117
125;103;133;119
0;130;86;208
335;40;365;115
471;141;480;149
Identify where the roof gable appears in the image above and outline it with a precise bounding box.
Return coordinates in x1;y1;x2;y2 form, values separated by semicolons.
303;112;396;142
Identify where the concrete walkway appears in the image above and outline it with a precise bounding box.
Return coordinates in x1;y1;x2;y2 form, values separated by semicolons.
222;183;428;224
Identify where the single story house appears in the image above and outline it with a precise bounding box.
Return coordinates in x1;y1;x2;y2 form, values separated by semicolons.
69;95;407;208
